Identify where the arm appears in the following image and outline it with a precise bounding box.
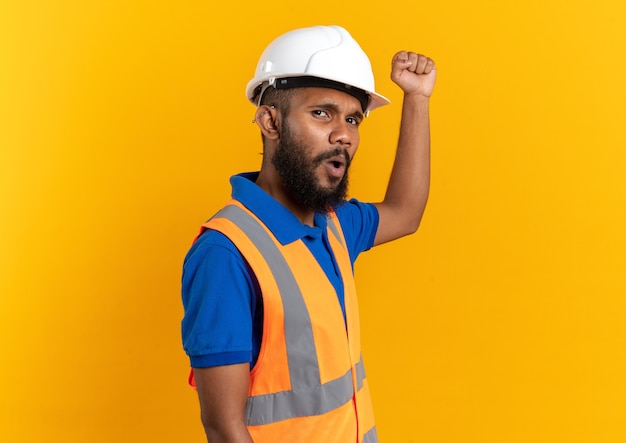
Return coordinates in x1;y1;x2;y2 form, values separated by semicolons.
182;232;257;442
194;364;254;443
374;52;436;246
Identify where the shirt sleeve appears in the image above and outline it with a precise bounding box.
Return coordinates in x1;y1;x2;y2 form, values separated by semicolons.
181;229;256;368
334;198;380;264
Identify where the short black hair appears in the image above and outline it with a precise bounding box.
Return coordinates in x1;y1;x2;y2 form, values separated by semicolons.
258;86;296;117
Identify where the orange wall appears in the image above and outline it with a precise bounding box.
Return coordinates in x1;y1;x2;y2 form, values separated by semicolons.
1;1;625;442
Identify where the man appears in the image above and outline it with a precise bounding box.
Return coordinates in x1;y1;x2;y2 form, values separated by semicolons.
182;25;436;442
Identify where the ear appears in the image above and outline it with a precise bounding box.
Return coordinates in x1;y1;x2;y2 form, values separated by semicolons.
254;105;280;141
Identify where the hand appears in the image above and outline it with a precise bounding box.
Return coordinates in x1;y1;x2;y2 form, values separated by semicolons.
390;51;436;98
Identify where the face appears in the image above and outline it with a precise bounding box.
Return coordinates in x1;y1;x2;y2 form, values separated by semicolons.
271;88;363;213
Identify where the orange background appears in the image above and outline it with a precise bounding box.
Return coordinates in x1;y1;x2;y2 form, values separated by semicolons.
1;1;625;442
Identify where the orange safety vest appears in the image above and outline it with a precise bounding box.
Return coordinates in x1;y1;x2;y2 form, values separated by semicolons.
189;199;378;442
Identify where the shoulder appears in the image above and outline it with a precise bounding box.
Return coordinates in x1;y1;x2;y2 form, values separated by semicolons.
184;227;241;266
333;199;380;260
334;199;379;233
182;228;251;292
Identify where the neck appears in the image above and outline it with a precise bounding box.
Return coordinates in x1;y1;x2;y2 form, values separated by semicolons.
255;170;316;227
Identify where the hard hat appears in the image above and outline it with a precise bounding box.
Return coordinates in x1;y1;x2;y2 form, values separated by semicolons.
246;25;390;113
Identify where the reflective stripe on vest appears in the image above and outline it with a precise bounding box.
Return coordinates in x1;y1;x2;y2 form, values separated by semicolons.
214;204;370;426
363;427;378;443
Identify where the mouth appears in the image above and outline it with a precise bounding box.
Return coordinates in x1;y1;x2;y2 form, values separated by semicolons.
322;155;348;180
315;148;350;180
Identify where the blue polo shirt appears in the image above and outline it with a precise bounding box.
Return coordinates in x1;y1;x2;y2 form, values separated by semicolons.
181;172;379;368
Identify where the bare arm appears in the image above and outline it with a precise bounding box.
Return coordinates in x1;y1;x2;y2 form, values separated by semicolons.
193;363;253;443
374;52;436;246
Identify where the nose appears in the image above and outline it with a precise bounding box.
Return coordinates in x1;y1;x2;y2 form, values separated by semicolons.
329;120;358;149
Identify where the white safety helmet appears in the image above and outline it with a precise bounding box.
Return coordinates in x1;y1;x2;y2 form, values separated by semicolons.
246;25;390;114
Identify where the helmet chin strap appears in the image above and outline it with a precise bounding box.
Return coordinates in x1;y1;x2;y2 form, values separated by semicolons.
256;78;277;107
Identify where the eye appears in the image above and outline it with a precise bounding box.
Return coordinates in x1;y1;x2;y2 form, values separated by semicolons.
313;109;329;118
346;116;361;126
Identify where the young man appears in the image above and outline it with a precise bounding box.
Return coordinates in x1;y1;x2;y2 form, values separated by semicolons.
182;25;436;442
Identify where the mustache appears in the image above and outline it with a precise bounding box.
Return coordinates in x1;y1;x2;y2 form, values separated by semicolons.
313;147;351;168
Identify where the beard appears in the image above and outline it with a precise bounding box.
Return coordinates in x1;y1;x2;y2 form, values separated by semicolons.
272;122;351;213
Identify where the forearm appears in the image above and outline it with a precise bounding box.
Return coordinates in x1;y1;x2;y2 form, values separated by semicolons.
202;419;253;443
373;94;431;246
194;364;253;443
384;93;431;227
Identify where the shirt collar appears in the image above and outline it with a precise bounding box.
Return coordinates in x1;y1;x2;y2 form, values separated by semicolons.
230;172;329;245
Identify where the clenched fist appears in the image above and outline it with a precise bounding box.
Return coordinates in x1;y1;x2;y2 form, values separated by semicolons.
391;52;436;98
